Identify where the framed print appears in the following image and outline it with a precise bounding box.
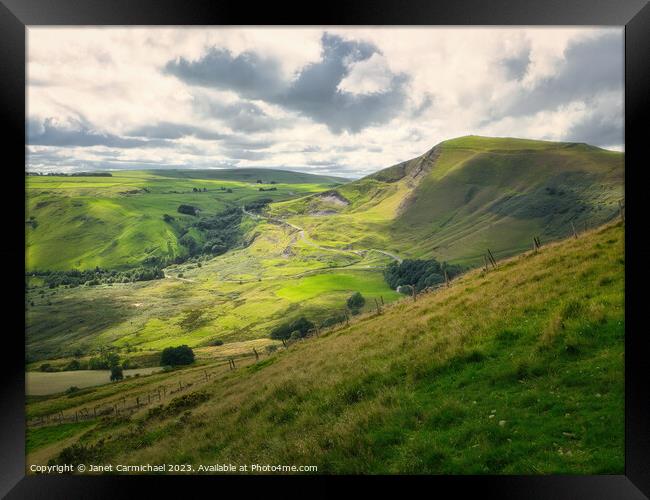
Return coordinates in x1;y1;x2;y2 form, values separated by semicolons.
1;0;649;497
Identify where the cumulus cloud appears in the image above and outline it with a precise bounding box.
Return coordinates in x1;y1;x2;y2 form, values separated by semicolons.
165;33;410;134
28;117;168;148
495;32;622;118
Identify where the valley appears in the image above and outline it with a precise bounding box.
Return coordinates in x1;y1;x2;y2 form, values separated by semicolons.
24;135;625;473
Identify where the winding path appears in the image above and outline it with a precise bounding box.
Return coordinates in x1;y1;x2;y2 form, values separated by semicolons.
241;206;403;263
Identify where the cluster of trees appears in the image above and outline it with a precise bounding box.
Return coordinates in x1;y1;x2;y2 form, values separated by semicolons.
258;187;277;192
177;204;199;216
192;187;208;192
39;350;129;381
384;258;463;293
193;207;244;256
244;199;273;213
161;345;195;366
29;266;164;288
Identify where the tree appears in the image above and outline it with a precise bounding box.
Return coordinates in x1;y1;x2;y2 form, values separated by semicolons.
160;345;195;366
192;187;198;192
347;292;365;311
65;359;81;371
110;366;123;381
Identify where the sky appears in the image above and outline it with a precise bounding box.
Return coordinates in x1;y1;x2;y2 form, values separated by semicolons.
27;27;623;179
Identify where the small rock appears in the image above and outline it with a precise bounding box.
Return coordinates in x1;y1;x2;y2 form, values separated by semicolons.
488;414;495;419
499;420;506;427
491;409;496;414
596;393;602;398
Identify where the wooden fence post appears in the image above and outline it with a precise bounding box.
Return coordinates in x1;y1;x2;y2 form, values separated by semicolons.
487;249;497;268
444;269;450;287
411;285;417;302
484;255;489;272
253;348;259;360
380;295;384;306
571;221;578;239
374;298;381;315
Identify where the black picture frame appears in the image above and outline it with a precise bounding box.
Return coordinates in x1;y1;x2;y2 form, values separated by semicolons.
2;1;648;497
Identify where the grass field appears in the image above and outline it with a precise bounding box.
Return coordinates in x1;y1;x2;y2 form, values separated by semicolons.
26;367;163;396
28;221;624;473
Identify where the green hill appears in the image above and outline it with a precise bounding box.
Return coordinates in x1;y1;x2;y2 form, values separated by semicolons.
34;221;624;473
271;136;623;265
150;168;349;184
25;170;342;271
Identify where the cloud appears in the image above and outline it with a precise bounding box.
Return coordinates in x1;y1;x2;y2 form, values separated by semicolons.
165;33;410;134
565;99;624;148
497;32;622;118
191;95;289;133
500;48;531;81
128;121;226;140
28;117;170;148
165;47;286;100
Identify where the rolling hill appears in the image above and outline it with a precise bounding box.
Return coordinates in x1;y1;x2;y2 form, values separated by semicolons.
25;169;343;271
270;136;623;265
25;136;625;363
30;220;624;474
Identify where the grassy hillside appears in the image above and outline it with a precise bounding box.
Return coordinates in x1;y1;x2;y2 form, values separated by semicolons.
31;221;624;474
270;136;623;265
150;168;349;184
25;170;341;271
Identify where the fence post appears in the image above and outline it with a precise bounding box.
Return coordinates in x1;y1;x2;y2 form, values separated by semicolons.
374;298;381;315
571;221;578;239
380;295;384;306
253;348;259;361
487;249;497;268
484;255;489;272
411;284;417;302
444;269;450;287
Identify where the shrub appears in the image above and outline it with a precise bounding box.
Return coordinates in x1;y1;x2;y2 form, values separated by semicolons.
64;359;81;371
110;366;124;381
177;204;198;216
211;339;224;346
160;345;195;366
270;317;315;340
347;292;365;311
